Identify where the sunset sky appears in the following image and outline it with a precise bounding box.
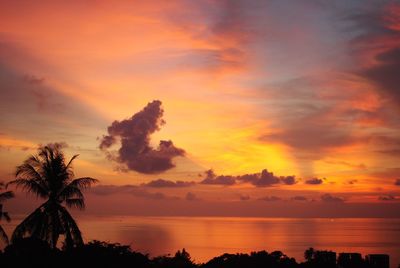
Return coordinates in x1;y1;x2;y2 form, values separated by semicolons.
1;0;400;217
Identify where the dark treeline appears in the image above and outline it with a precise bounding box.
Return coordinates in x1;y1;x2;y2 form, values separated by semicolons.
0;238;392;268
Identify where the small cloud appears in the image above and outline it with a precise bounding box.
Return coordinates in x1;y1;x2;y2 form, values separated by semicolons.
239;194;250;201
281;175;297;185
320;193;344;203
23;74;44;85
201;175;236;185
39;142;68;150
291;196;308;201
238;169;280;187
186;192;200;201
305;178;324;185
258;196;281;202
142;179;195;188
347;179;358;185
378;195;397;201
200;169;236;185
394;179;400;186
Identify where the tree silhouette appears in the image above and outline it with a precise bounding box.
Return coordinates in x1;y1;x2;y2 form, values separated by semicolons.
0;182;14;244
9;143;98;249
304;247;315;262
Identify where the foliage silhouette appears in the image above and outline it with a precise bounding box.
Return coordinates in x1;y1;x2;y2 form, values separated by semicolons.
8;143;98;248
201;250;297;268
0;238;393;268
152;248;196;268
0;182;14;245
1;237;58;268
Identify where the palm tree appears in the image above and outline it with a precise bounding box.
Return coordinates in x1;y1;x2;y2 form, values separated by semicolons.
9;143;98;249
0;182;14;245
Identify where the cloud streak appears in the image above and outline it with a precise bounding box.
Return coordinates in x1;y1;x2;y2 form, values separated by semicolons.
142;179;195;188
89;185;179;200
321;193;344;203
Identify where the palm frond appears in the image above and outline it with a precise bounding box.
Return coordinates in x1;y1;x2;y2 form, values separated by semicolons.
11;205;45;243
65;154;79;178
15;161;43;179
58;185;84;201
8;178;48;198
57;177;97;205
0;224;9;245
59;205;83;247
1;212;11;222
69;177;98;190
65;198;85;210
0;191;14;202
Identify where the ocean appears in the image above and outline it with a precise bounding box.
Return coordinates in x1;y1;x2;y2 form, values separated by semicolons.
3;216;400;267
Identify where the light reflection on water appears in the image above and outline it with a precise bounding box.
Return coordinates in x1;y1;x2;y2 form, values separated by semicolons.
3;217;400;268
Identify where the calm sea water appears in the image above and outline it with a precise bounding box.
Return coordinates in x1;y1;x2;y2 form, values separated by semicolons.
3;216;400;267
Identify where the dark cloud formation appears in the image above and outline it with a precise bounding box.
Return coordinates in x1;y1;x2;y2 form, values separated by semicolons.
281;176;296;185
239;169;280;187
239;170;297;187
320;193;344;203
99;100;185;174
200;169;236;186
142;179;195;188
305;178;324;185
395;179;400;186
200;169;297;187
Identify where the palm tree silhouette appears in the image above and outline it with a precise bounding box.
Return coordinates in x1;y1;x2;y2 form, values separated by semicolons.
9;143;98;249
0;182;14;245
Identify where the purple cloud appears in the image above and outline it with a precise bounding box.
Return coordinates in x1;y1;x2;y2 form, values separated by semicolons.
200;169;297;187
200;169;236;186
258;196;282;202
99;100;185;174
321;193;344;203
305;178;324;185
291;196;308;201
378;195;397;201
142;179;195;188
186;192;200;201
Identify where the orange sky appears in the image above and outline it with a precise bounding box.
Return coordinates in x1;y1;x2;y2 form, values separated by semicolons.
1;0;400;217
